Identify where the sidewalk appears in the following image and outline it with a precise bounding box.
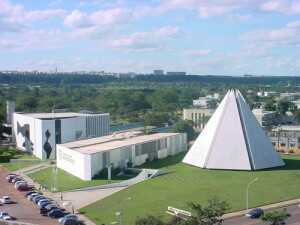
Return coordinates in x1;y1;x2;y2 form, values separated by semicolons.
223;198;300;219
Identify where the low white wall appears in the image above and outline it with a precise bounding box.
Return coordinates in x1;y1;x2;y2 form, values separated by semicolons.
57;145;91;180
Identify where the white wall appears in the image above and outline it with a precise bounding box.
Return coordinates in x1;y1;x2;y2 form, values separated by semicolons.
57;145;91;180
14;113;39;155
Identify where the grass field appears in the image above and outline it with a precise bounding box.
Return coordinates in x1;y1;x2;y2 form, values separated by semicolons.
0;149;41;171
80;153;300;225
28;167;134;192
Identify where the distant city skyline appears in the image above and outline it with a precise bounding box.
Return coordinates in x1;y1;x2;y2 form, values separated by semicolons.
0;0;300;75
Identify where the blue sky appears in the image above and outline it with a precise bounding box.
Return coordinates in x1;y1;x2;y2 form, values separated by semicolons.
0;0;300;75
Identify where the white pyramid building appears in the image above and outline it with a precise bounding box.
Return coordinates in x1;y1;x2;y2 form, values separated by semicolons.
183;89;285;170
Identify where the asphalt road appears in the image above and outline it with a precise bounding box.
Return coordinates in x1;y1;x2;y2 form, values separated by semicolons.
0;167;59;225
223;204;300;225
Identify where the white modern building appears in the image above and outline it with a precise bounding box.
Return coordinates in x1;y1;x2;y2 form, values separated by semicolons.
57;131;187;180
183;89;284;170
13;112;110;160
183;108;214;132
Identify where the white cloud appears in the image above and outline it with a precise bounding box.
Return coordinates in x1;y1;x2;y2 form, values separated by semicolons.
260;0;300;14
241;20;300;46
110;26;180;51
0;0;65;34
64;8;131;29
25;8;66;21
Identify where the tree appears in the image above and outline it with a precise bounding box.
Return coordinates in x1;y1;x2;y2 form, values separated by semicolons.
277;100;293;115
264;98;276;111
135;215;165;225
187;198;230;225
172;120;196;141
261;209;290;225
144;112;170;127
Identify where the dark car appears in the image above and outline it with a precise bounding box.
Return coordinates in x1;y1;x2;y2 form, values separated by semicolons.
16;184;34;191
32;195;44;203
245;208;264;219
25;191;39;197
39;201;53;209
62;218;83;225
40;204;58;215
48;209;66;218
33;196;47;204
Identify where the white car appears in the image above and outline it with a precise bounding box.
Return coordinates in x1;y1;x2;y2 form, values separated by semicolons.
0;212;12;220
0;196;12;204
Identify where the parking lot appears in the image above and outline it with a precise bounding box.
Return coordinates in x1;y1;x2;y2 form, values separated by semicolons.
0;167;58;225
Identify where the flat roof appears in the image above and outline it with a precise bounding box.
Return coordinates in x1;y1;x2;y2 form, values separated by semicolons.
59;132;181;154
15;112;109;119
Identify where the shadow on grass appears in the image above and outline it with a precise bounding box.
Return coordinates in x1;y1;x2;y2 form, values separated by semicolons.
262;158;300;171
138;152;186;169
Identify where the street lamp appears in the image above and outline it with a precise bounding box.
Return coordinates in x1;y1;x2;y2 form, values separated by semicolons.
246;177;258;211
113;197;132;225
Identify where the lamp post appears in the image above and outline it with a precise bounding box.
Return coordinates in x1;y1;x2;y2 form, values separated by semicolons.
246;177;258;211
113;197;132;225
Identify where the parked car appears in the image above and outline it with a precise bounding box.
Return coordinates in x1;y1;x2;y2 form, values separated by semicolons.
245;208;264;219
38;200;53;208
17;184;34;191
48;209;66;218
37;198;50;204
0;211;13;220
62;218;83;225
14;181;27;189
59;214;78;224
11;177;24;184
33;195;47;204
0;196;13;204
40;204;59;215
25;191;40;198
28;193;41;201
6;174;17;182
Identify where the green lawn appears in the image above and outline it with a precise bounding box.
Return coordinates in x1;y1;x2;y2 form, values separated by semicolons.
80;154;300;225
28;167;134;192
0;149;41;172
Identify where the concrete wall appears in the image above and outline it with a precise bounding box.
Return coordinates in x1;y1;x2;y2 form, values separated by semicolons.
57;145;91;180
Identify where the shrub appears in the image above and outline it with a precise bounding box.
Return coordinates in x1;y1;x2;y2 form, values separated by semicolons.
289;149;294;154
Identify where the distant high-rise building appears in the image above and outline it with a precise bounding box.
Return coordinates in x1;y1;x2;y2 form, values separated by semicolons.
153;70;164;75
166;71;186;76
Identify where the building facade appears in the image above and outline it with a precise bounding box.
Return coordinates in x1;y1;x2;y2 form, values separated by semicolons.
57;132;187;180
13;112;110;160
183;108;214;132
268;126;300;152
252;108;278;128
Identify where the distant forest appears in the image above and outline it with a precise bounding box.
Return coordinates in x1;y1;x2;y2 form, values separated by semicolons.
0;72;299;131
0;72;299;85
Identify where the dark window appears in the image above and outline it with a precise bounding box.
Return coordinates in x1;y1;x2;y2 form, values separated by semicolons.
55;120;61;144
